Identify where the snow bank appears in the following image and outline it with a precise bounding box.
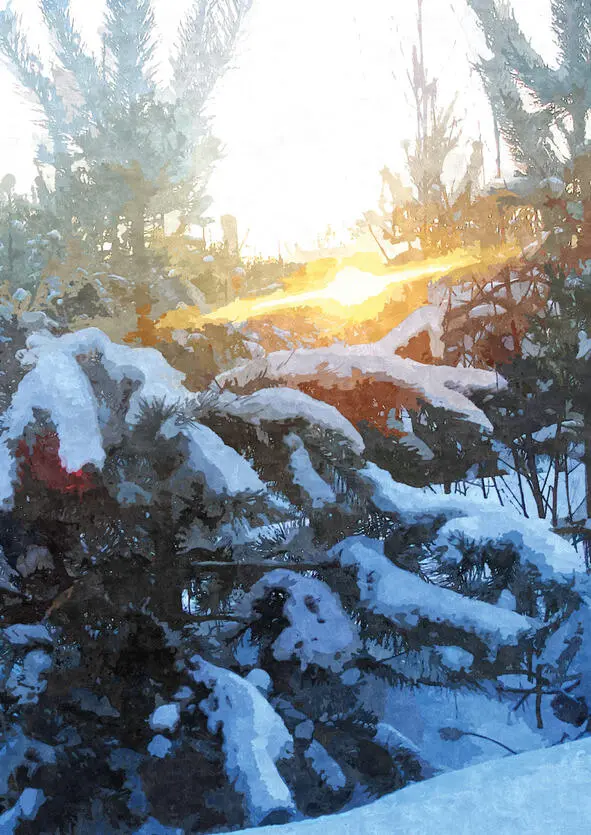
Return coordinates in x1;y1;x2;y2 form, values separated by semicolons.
331;537;533;651
363;463;583;580
241;569;360;671
216;341;503;430
214;388;364;454
189;656;295;826
238;737;591;835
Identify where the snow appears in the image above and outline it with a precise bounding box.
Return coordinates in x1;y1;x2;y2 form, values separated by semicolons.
216;340;504;430
435;646;474;671
331;537;533;651
285;434;337;507
5;650;52;704
147;735;173;759
304;740;347;791
238;737;591;835
0;788;46;832
2;624;52;646
0;328;266;505
214;388;364;453
189;655;295;826
0;348;106;501
245;668;272;695
161;417;265;497
363;463;583;580
149;703;181;734
376;305;445;359
241;569;360;671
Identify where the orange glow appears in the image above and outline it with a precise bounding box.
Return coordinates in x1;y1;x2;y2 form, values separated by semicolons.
157;246;518;348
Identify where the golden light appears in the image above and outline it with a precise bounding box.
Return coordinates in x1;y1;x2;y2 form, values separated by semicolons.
158;246;518;349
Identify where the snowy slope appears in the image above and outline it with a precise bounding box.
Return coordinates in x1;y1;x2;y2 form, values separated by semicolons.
237;737;591;834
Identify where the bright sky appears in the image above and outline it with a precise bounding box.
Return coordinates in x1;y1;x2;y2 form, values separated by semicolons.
0;0;553;256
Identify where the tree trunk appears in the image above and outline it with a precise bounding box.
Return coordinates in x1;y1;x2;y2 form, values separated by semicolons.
525;436;546;519
130;201;146;265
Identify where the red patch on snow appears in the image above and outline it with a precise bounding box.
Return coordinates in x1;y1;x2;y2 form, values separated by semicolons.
16;433;95;496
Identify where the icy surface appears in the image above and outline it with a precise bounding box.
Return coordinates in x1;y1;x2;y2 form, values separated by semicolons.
241;569;360;671
331;537;533;650
189;655;295;825
238;737;591;834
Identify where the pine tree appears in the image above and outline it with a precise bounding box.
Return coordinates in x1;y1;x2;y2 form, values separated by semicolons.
0;0;252;264
467;0;591;177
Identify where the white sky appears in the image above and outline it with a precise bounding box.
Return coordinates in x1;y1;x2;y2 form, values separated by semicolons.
0;0;554;256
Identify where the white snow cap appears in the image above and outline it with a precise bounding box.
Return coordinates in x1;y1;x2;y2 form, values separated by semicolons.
149;703;181;734
215;388;364;454
241;569;360;671
189;656;295;826
285;434;337;508
331;537;533;651
0;328;265;505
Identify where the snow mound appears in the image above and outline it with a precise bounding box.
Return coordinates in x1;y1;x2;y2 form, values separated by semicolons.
237;737;591;835
189;656;295;826
241;569;360;671
363;463;583;580
331;537;533;651
216;339;504;430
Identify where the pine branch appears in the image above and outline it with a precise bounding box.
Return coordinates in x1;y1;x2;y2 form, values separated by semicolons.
172;0;252;112
103;0;158;105
40;0;106;127
0;5;70;151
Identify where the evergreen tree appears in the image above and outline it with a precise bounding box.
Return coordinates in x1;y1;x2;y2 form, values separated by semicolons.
0;0;252;264
467;0;591;177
